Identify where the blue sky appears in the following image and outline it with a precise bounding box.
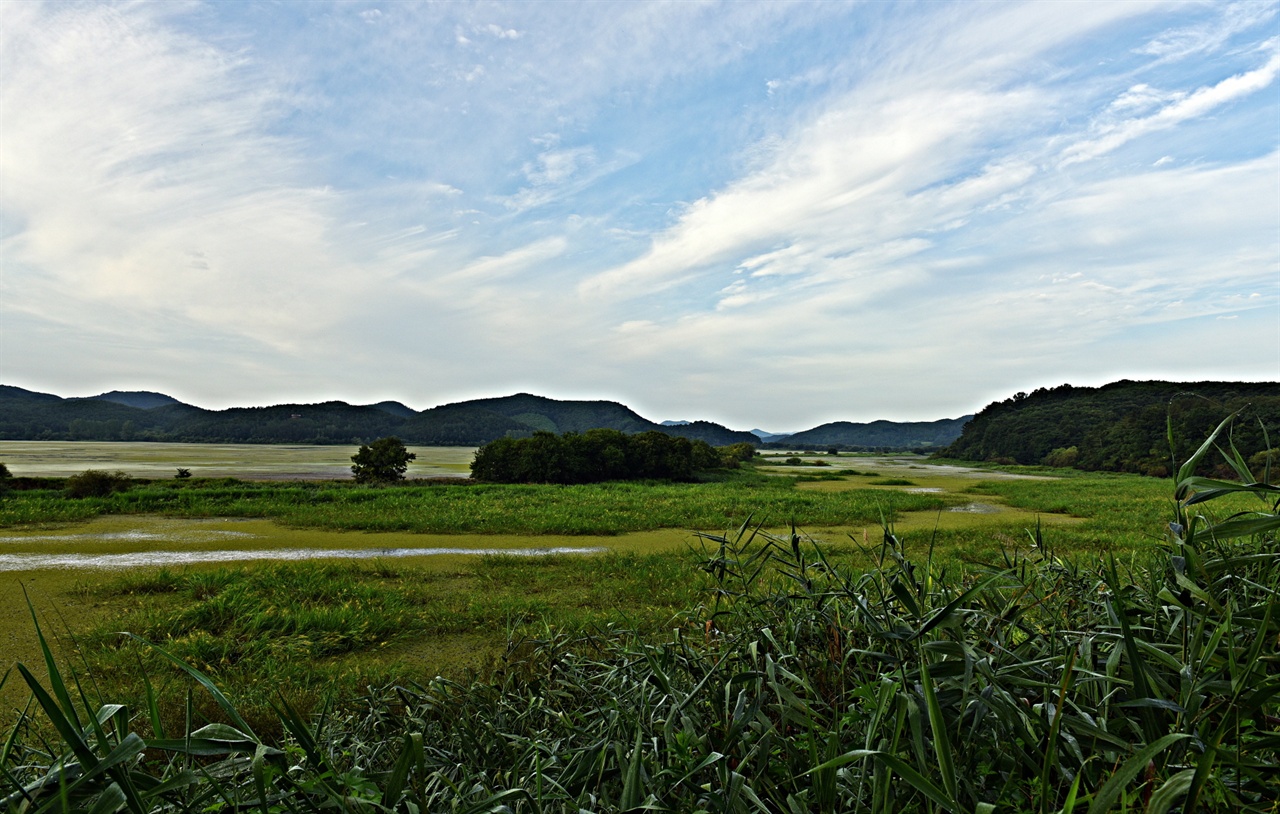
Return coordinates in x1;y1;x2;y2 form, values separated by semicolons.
1;1;1276;430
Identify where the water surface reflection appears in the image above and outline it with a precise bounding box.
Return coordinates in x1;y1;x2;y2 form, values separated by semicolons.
0;546;606;571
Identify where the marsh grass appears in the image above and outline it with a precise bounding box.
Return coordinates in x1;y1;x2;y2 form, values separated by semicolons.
6;492;1275;811
44;552;707;739
0;473;946;535
4;423;1277;812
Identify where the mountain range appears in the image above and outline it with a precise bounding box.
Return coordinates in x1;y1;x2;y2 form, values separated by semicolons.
0;385;970;449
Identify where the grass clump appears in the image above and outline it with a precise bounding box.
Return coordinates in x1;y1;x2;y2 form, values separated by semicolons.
64;469;132;499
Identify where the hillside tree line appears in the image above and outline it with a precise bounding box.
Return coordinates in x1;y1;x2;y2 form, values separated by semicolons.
944;380;1279;476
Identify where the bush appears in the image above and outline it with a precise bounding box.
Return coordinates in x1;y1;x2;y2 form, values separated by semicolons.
65;469;131;498
1042;445;1080;467
719;441;757;468
1249;448;1278;480
351;436;415;484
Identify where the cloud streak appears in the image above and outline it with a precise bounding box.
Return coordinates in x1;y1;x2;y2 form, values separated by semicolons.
1;0;1275;426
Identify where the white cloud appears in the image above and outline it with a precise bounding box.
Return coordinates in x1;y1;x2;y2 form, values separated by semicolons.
578;84;1041;302
1;1;1275;425
498;146;638;213
1137;2;1277;60
1061;48;1280;166
0;2;403;358
523;147;595;187
434;237;568;289
483;23;520;40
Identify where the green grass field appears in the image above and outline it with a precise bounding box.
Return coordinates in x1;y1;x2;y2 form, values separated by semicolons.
1;449;1214;730
3;435;1277;812
3;448;1273;812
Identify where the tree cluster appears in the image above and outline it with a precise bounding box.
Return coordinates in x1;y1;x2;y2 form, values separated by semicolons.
470;429;752;484
943;381;1280;477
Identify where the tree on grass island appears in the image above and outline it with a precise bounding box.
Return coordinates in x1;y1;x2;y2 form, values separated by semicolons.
351;436;415;483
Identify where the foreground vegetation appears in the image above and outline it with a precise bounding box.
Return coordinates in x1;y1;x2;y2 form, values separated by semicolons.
3;419;1278;811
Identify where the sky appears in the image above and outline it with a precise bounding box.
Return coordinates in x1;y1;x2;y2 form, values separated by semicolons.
1;0;1277;431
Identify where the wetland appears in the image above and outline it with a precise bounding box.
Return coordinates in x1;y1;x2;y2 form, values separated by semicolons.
2;439;1274;812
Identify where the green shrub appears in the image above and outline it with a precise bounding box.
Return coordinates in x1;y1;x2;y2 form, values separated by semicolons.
64;469;131;498
720;442;757;465
1041;445;1079;467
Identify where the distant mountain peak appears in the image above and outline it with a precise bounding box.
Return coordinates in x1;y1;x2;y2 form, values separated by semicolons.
366;400;417;418
661;420;691;426
88;390;184;410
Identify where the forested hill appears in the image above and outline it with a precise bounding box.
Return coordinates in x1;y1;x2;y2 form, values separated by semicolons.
779;416;972;450
0;387;758;447
942;380;1280;476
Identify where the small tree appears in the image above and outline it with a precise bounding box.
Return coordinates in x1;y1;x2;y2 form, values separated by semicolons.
0;463;11;496
351;436;415;484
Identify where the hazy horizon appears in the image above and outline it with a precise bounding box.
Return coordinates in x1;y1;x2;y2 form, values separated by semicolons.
3;2;1277;430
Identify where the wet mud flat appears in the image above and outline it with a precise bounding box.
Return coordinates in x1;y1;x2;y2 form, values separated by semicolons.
0;441;477;480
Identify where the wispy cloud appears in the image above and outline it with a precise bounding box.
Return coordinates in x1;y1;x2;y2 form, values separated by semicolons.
1137;2;1277;60
0;1;368;355
1;1;1275;423
1061;48;1280;166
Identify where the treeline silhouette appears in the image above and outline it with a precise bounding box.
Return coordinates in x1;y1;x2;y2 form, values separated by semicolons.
0;388;759;447
470;429;756;483
943;380;1279;476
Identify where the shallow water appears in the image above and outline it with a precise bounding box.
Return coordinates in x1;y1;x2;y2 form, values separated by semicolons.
0;440;476;480
0;515;665;573
948;502;1002;514
0;529;257;545
0;545;607;571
